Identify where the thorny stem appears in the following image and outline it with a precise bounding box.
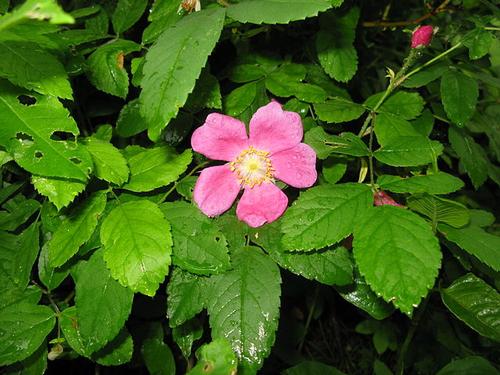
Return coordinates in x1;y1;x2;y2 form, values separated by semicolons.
158;161;209;203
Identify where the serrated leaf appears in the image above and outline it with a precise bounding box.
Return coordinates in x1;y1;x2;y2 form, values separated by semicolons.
441;273;500;342
407;193;470;228
229;64;266;83
116;98;148;138
140;8;226;141
83;137;129;185
0;302;55;366
38;243;71;291
377;172;464;195
101;200;172;296
0;195;40;231
379;91;424;120
141;1;182;44
281;183;373;251
32;176;86;211
207;247;281;373
161;201;230;275
172;319;203;359
438;224;500;271
463;29;494;60
409;109;434;137
167;267;206;328
322;159;347;184
3;341;47;375
185;69;222;112
441;70;478;127
87;39;141;98
93;328;133;366
314;97;365;123
374;113;421;146
0;285;41;311
374;136;443;167
187;339;238;375
226;0;332;24
0;82;93;181
0;0;74;30
123;146;192;192
448;127;488;189
436;356;499;375
74;250;133;353
48;191;107;268
402;63;448;88
353;206;441;315
112;0;148;34
305;127;369;159
0;41;72;98
224;82;257;117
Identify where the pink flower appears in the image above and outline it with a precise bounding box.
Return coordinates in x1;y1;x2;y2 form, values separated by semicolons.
191;101;317;227
411;25;434;48
374;191;402;207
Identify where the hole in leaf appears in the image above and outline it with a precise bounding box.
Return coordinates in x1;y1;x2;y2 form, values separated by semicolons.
202;362;213;373
50;131;75;141
70;157;82;165
17;95;37;106
16;132;34;142
34;151;43;159
214;236;220;242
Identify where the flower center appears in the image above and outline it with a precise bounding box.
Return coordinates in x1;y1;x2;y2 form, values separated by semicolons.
230;146;274;188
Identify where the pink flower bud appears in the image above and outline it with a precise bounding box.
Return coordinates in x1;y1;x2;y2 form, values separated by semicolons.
411;25;434;48
374;191;402;207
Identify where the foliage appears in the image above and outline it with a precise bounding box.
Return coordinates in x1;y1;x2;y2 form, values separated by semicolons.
0;0;499;374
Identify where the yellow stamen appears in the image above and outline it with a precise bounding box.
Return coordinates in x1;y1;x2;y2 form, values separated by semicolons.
230;146;274;188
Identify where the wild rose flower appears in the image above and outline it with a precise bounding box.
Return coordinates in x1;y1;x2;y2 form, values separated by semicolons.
374;191;402;207
191;101;317;227
411;25;434;48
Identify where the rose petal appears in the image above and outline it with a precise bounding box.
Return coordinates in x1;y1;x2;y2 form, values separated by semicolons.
249;101;303;154
191;113;248;161
193;165;241;217
271;143;317;188
236;182;288;227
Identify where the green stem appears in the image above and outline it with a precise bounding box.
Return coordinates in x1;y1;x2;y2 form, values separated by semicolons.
298;285;320;353
404;42;463;81
368;120;376;190
158;161;209;203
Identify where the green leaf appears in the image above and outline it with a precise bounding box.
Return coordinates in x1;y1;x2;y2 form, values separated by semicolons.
229;64;266;83
48;191;107;268
38;243;71;291
224;82;257;117
87;39;141;99
252;221;353;285
167;268;206;327
207;247;281;373
316;7;359;82
142;335;176;375
83;137;129;185
374;113;422;146
60;306;92;357
374;136;443;167
74;250;133;353
305;127;369;159
283;360;346;375
0;231;21;288
438;224;500;271
3;342;47;375
436;356;499;375
187;339;238;375
0;41;72;98
185;69;222;112
93;328;133;366
441;70;478;127
112;0;148;34
140;8;226;141
441;273;500;342
141;0;182;44
226;0;332;24
336;268;394;320
123;146;192;192
448;127;488;189
463;29;494;60
12;223;40;289
161;202;230;275
172;319;203;359
379;92;424;120
469;209;495;227
314;97;365;123
377;172;464;195
322;159;347;184
32;176;86;211
407;194;470;228
401;63;448;88
101;200;172;296
353;206;441;315
0;302;55;366
0;82;93;181
0;195;39;231
0;0;74;29
116;98;148;138
281;183;373;251
0;285;41;311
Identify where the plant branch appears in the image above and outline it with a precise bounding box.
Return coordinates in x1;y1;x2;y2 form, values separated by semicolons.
158;161;209;203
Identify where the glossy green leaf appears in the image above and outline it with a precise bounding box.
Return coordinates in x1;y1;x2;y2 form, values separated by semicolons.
31;176;86;211
322;160;347;184
407;193;470;228
374;136;443;167
377;172;464;195
3;342;47;375
93;328;133;366
112;0;148;33
229;64;266;83
441;70;478;127
402;63;448;88
101;200;172;296
0;285;41;311
436;356;499;375
167;267;206;328
172;319;203;359
48;191;107;268
0;41;72;98
353;206;441;315
226;0;332;24
161;201;230;275
0;195;39;231
0;82;93;181
224;82;257;117
141;0;182;44
281;183;373;251
305;127;369;159
38;243;71;291
379;91;424;120
468;209;495;227
87;39;141;98
314;97;365;123
374;113;421;146
0;302;55;366
438;224;500;271
410;109;434;137
0;0;74;30
74;250;133;353
83;137;129;185
463;29;494;60
123;146;192;192
140;8;226;141
187;339;238;375
441;273;500;342
207;247;281;373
